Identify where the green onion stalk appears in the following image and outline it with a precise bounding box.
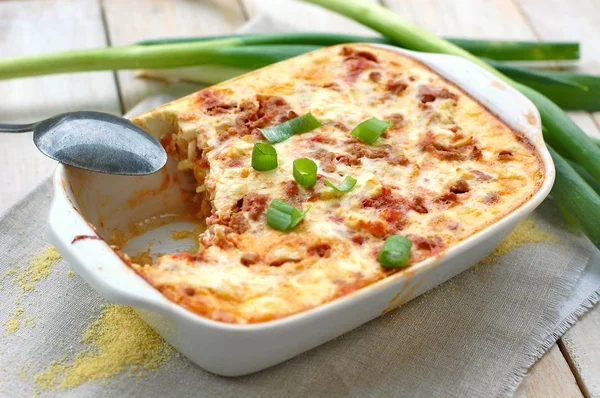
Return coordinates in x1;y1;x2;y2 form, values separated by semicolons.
138;33;579;62
302;0;600;248
0;32;595;110
0;40;319;80
0;33;578;80
550;148;600;248
303;0;600;181
487;61;600;111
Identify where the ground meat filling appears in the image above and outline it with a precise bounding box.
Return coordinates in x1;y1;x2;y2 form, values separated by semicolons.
240;252;259;266
339;141;409;167
498;150;514;161
484;192;501;204
410;197;429;214
386;79;408;96
219;95;297;141
314;149;337;173
418;85;458;103
449;180;470;194
308;243;332;258
204;193;270;237
241;193;269;221
341;46;379;82
254;95;298;129
408;235;445;262
386;113;404;130
369;71;382;82
419;130;480;162
282;180;307;208
361;187;409;237
228;212;250;234
197;90;236;115
435;192;459;208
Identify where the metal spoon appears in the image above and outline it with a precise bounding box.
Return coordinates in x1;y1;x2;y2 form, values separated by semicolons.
0;111;167;175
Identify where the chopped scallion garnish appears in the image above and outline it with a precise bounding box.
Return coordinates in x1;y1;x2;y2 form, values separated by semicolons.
324;176;357;193
351;117;390;145
293;158;318;187
266;199;310;231
259;112;322;144
378;235;412;268
252;142;277;171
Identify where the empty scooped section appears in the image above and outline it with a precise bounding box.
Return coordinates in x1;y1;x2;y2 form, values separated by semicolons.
62;109;204;249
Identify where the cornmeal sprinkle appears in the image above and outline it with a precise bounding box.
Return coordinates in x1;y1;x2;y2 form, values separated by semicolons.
17;246;61;292
3;247;62;333
5;308;24;334
34;305;174;390
480;218;555;263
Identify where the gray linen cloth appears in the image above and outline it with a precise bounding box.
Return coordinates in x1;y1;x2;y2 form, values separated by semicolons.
1;19;600;398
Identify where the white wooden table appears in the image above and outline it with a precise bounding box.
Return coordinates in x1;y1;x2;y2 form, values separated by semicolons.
1;1;598;396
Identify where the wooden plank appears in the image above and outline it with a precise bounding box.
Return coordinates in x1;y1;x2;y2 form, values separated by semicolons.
514;1;600;395
383;0;535;39
560;310;600;398
101;0;246;112
381;1;582;396
0;0;121;213
514;0;600;138
241;0;379;35
515;345;583;398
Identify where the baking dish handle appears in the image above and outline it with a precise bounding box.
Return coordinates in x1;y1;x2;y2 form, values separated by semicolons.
47;168;175;315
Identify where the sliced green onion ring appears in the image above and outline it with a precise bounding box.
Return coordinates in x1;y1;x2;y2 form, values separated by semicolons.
324;176;357;193
293;158;318;187
378;235;412;268
252;142;278;171
266;199;310;231
259;112;322;144
351;117;390;145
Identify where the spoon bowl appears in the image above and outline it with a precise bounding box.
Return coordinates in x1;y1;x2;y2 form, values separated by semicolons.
1;111;167;175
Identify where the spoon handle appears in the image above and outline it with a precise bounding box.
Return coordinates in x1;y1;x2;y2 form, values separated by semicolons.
0;122;38;133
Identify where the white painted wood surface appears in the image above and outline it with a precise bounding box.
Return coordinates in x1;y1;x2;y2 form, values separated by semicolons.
380;1;583;396
0;0;596;396
513;2;600;395
101;0;245;112
0;0;120;211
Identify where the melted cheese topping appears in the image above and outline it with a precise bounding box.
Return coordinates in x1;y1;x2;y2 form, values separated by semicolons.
131;44;544;324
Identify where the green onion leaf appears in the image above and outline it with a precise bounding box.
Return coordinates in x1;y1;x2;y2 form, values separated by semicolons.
378;235;412;268
252;142;277;171
266;199;310;231
549;147;600;249
566;159;600;195
259;112;322;144
293;158;318;187
324;176;357;193
497;66;600;111
351;117;390;145
488;60;587;90
137;33;579;62
448;39;579;61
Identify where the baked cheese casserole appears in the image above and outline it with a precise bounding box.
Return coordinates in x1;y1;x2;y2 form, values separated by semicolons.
131;44;544;324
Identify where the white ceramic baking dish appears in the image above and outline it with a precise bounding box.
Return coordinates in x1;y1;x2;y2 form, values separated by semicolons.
48;44;555;377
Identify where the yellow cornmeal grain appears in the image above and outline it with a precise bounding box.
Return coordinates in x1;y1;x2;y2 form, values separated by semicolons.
480;218;556;264
34;305;174;390
5;308;24;334
67;271;75;278
18;246;61;292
